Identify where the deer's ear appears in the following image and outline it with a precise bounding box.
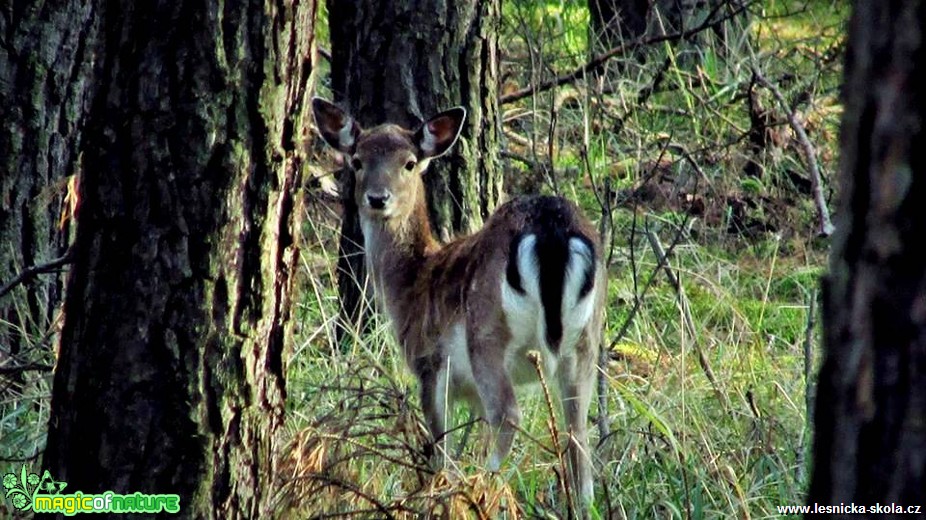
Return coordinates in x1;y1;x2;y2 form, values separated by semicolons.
312;98;361;153
416;107;466;159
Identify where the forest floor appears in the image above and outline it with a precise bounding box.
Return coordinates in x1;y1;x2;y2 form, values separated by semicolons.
281;1;848;518
0;1;849;518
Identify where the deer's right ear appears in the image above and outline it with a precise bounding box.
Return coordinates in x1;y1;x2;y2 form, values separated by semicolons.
312;98;361;153
416;107;466;159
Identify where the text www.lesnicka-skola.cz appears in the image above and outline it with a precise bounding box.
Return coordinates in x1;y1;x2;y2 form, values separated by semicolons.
777;503;922;515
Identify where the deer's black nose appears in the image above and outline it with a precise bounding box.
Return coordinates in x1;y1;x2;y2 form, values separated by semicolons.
367;192;390;210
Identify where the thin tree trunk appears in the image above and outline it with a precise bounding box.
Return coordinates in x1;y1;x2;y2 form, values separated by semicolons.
327;0;502;340
0;0;98;376
810;1;926;511
42;1;315;517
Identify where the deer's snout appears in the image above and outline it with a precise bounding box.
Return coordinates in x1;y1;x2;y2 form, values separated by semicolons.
365;191;391;210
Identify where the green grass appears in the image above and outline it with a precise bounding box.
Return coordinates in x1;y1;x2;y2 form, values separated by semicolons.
279;198;824;517
0;2;846;518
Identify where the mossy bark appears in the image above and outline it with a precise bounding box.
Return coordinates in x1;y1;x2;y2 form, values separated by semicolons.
0;0;100;372
810;1;926;510
41;1;315;517
327;0;502;337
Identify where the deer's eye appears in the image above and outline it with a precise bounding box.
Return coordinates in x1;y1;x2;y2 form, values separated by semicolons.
404;160;417;172
350;158;362;170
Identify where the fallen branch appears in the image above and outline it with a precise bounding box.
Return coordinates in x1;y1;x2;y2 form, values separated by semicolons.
0;247;75;300
645;227;730;410
753;69;835;236
500;1;750;105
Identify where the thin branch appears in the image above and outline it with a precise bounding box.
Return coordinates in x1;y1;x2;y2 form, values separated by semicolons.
0;363;54;376
645;227;730;410
753;69;835;236
606;213;688;355
287;474;403;519
606;143;682;354
796;289;817;485
0;247;75;300
500;2;750;105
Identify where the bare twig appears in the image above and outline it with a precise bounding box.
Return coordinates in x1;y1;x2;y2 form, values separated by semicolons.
501;2;750;105
578;122;614;443
644;227;731;410
796;289;817;484
529;351;575;518
596;179;612;444
753;69;835;236
606;143;687;354
287;474;403;519
0;247;74;300
0;363;54;376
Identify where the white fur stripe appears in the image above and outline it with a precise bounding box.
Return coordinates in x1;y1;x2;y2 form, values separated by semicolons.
338;120;355;149
420;125;437;155
562;237;596;345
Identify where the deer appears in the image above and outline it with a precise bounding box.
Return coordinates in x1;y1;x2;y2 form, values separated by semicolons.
312;98;606;505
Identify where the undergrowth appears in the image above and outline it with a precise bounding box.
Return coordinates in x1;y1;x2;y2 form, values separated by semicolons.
0;1;848;519
279;1;845;518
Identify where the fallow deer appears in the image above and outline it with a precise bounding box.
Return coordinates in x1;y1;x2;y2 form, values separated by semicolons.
313;98;605;504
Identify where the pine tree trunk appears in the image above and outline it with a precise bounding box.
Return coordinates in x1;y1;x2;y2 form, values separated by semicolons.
810;1;926;510
41;1;315;517
0;0;99;376
327;0;502;338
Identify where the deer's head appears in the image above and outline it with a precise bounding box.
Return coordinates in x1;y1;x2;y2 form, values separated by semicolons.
312;98;466;221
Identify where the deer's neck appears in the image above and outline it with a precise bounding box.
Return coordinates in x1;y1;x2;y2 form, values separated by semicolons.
361;198;439;311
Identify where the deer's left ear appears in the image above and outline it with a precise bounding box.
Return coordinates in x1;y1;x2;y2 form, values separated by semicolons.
312;97;361;153
416;107;466;159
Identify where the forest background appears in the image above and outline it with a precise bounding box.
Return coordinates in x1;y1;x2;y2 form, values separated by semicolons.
0;0;880;518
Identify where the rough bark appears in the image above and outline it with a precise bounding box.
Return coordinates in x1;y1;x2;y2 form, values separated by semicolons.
327;0;502;339
0;0;99;376
41;1;315;517
809;1;926;513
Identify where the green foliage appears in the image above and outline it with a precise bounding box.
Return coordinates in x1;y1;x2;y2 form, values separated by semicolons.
284;0;845;508
0;0;848;518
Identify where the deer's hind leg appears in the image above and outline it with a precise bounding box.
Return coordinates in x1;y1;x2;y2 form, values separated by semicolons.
467;324;521;472
557;329;598;505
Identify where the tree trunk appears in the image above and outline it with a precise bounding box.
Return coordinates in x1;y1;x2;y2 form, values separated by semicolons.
588;0;651;47
327;0;502;339
810;1;926;512
0;0;98;380
41;1;315;517
588;0;747;58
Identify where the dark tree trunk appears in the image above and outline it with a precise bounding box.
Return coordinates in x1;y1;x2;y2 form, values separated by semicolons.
327;0;502;340
0;0;98;378
41;1;315;517
588;0;746;58
588;0;651;46
810;1;926;513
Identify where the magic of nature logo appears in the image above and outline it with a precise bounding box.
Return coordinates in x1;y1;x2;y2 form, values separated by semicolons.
3;465;180;515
